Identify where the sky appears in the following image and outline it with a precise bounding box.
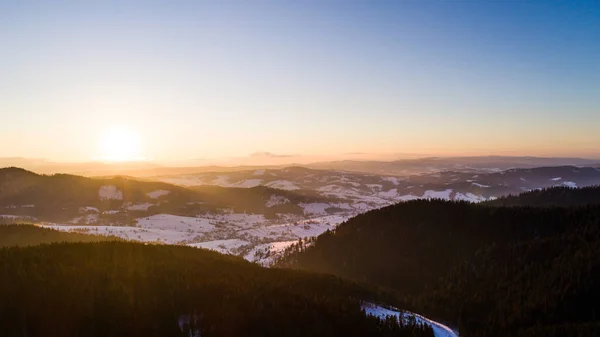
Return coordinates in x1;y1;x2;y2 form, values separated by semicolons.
1;0;599;164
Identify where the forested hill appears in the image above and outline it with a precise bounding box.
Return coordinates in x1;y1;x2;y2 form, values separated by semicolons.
486;185;600;207
0;167;201;221
276;200;585;292
0;167;329;222
275;200;600;336
0;241;434;337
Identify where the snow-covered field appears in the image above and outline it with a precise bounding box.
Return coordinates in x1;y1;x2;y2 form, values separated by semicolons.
40;210;355;265
363;302;459;337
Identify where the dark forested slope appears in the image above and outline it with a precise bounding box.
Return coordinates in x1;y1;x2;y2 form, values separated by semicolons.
275;200;600;337
276;201;584;292
0;241;433;337
421;225;600;337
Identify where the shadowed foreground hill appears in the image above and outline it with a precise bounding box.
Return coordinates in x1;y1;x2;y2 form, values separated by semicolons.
275;200;600;337
0;241;433;337
0;224;118;247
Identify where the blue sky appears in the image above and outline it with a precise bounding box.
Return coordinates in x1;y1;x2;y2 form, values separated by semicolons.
1;1;599;163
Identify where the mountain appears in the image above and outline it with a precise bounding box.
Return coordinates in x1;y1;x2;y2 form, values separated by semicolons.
0;239;435;337
0;167;202;222
156;165;600;204
0;167;336;222
305;156;600;176
275;199;600;336
0;158;164;176
3;156;598;177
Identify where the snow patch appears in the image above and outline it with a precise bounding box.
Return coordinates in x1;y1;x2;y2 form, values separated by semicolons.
160;176;204;186
137;214;215;233
422;189;452;200
454;192;485;203
146;190;171;199
265;180;300;191
212;175;230;186
79;206;99;213
352;202;371;211
317;184;343;192
265;195;290;208
0;214;36;220
329;202;354;210
126;203;155;211
299;203;330;215
99;185;123;200
70;214;99;224
366;184;383;190
396;194;419;201
471;182;490;188
378;188;398;198
233;179;262;188
244;240;299;265
382;176;402;185
218;213;267;226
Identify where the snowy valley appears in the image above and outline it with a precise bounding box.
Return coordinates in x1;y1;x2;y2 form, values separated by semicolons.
2;165;600;265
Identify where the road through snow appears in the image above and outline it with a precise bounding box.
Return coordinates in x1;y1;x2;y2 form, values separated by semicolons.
363;303;459;337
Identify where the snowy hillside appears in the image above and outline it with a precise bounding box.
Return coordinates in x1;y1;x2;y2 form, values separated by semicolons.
41;211;350;265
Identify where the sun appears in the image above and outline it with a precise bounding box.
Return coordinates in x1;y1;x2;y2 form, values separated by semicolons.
98;127;142;162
